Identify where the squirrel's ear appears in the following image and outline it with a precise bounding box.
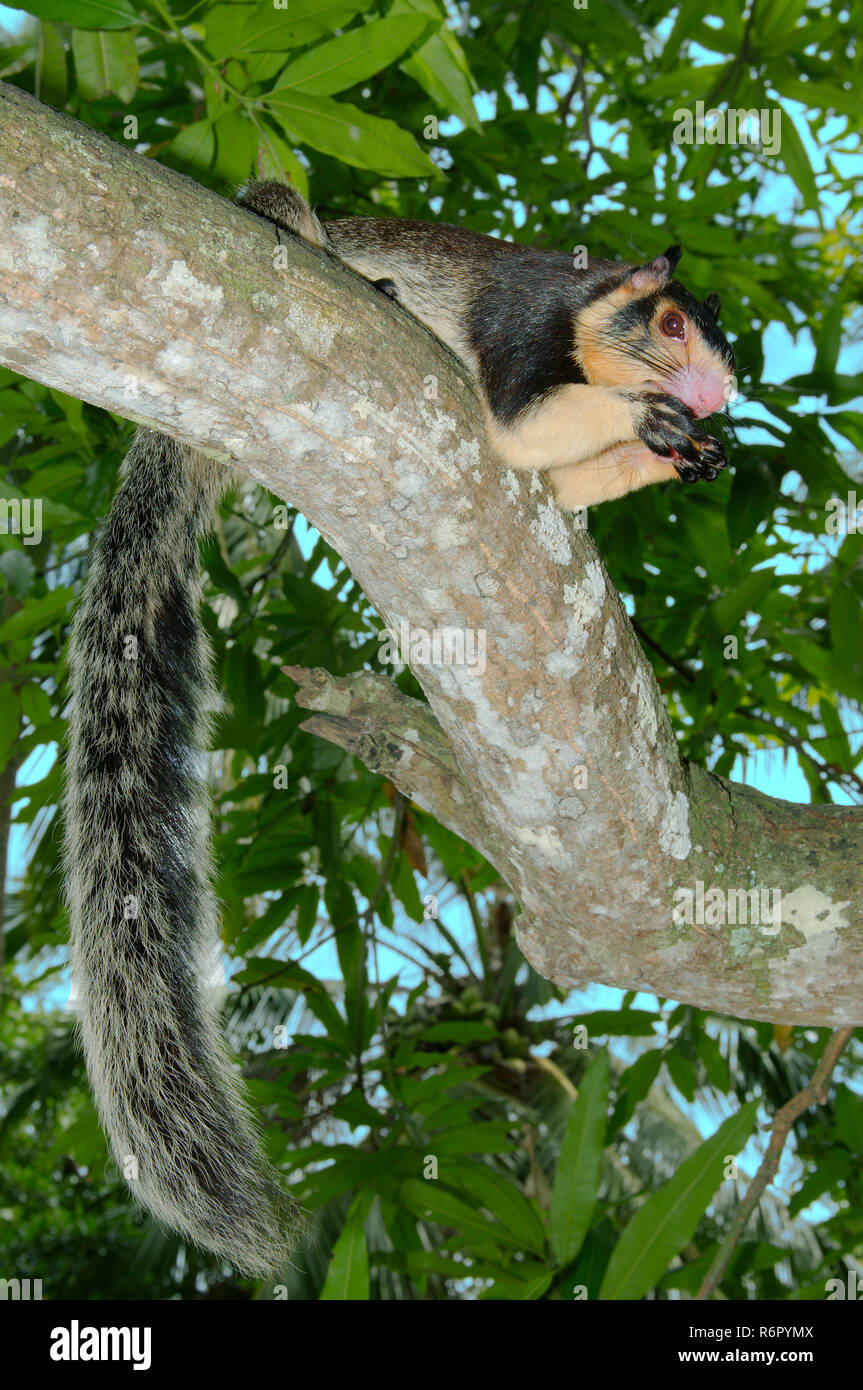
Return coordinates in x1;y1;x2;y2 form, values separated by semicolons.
628;244;683;293
704;291;721;322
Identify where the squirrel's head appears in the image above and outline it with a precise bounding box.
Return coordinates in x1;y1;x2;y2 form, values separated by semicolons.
574;245;736;418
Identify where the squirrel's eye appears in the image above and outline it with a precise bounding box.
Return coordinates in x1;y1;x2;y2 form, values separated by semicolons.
660;310;686;340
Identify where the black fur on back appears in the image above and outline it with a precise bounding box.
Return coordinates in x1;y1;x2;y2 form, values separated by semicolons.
465;251;628;426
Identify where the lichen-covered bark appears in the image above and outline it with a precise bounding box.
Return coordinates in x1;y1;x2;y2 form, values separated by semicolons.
1;83;861;1024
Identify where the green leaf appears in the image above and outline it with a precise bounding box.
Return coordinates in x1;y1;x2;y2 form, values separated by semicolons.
319;1199;369;1300
219;0;376;56
252;126;309;199
204;3;257;60
0;588;73;643
6;0;139;29
484;1268;553;1300
167;119;216;173
0;688;20;766
829;411;863;452
834;1085;863;1152
223;643;266;720
819;698;852;771
666;1047;697;1103
711;567;776;632
726;459;776;548
813;294;845;376
598;1101;759;1300
426;1121;513;1154
399;1178;528;1250
373;1248;510;1281
755;0;810;42
212;111;258;186
781;635;834;687
400;33;479;132
775;99;819;213
325;878;360;979
419;1020;496;1042
20;682;52;728
390;853;424;923
608;1047;664;1137
549;1049;609;1265
295;883;319;945
788;1156;851;1217
829;585;860;667
0;550;35;597
695;1031;730;1093
36;21;68;106
72;27;138;103
233;889;300;953
570;1009;658;1037
332;1090;384;1129
265;89;437;177
236;956;353;1051
391;0;480;131
448;1163;547;1255
0;482;85;530
275;15;431;96
656;1240;784;1293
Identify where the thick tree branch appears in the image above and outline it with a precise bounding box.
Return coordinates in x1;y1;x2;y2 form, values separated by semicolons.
1;83;861;1024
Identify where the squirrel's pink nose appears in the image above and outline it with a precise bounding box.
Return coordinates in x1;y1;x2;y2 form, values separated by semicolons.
691;384;727;418
661;368;729;419
676;380;728;419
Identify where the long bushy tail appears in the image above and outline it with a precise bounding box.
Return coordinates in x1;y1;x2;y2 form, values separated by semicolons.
64;431;298;1276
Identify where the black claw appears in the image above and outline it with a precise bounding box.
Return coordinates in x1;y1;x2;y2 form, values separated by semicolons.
634;390;728;478
675;460;722;484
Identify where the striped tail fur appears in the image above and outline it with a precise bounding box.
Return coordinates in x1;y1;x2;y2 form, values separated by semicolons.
64;430;299;1276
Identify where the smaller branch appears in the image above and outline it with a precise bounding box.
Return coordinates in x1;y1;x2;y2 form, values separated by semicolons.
232;515;296;635
284;666;498;864
426;909;478;981
704;0;760;108
556;69;580;138
573;54;598;170
550;35;598;168
697;1026;856;1300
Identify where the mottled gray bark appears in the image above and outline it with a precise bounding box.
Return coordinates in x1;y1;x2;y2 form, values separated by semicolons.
1;82;860;1024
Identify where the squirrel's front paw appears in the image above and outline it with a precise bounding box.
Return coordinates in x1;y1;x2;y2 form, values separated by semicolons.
630;391;727;481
